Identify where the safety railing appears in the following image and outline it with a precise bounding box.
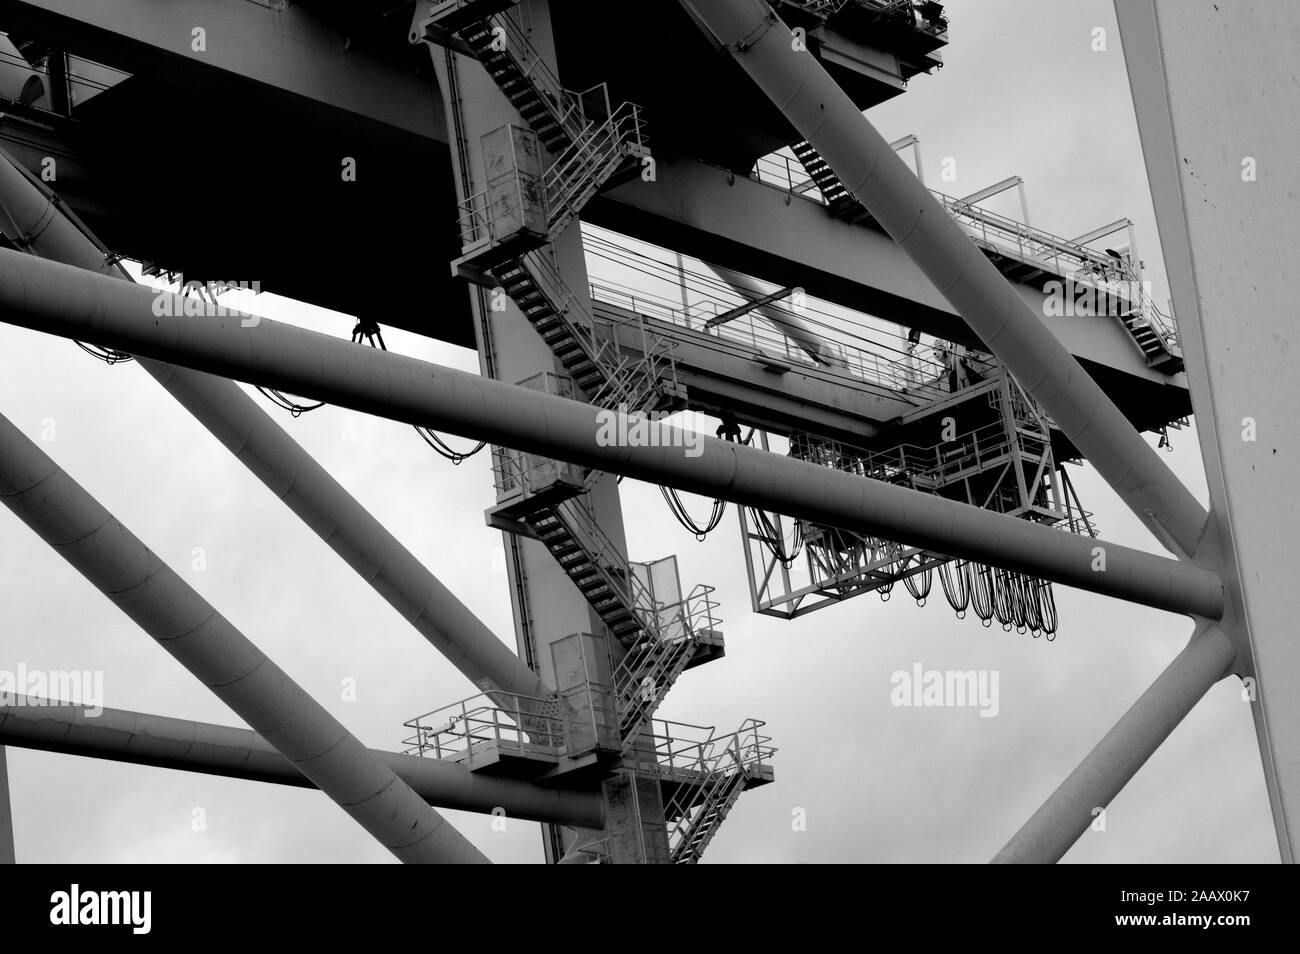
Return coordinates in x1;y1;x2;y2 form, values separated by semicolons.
934;194;1180;355
491;445;585;502
544;101;647;225
490;372;586;501
553;494;657;613
628;717;775;780
747;149;1178;359
587;278;951;401
458;102;647;253
523;251;678;413
752;151;821;198
791;419;1008;489
481;10;598;146
612;584;720;714
402;690;567;760
656;583;720;643
455;166;547;253
1110;273;1179;351
791;0;947;36
792;400;1053;494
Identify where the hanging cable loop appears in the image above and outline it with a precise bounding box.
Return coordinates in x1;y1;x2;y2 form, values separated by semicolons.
660;485;726;540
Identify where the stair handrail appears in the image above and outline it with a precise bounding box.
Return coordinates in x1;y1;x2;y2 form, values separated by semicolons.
480;11;592;144
642;717;775;780
657;718;774;828
1113;265;1181;353
554;495;657;622
612;584;720;701
522;251;676;412
586;276;952;401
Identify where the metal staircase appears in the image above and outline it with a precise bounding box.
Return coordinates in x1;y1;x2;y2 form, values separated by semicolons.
415;0;764;861
542;100;647;238
491;251;675;412
489;441;723;738
424;0;648;181
453;99;646;270
656;719;776;864
438;4;690;688
1116;286;1182;373
791;139;873;224
670;770;748;864
524;499;724;744
526;496;648;644
453;5;587;154
612;585;721;743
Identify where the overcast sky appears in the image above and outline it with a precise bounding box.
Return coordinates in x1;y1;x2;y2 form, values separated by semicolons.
0;0;1279;863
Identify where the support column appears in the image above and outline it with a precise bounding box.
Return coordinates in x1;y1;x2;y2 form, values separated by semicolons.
424;0;655;861
1115;0;1300;865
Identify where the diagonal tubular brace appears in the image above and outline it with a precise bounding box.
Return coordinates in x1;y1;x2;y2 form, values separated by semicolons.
992;623;1237;863
679;0;1209;560
0;411;489;864
0;698;601;828
0;148;544;705
142;361;549;704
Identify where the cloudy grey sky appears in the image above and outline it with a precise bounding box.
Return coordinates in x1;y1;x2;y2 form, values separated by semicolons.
0;0;1279;863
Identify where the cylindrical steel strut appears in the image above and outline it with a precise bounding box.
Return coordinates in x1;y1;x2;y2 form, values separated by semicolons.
0;249;1225;620
0;149;546;704
992;624;1237;863
0;699;602;829
679;0;1209;561
0;411;488;864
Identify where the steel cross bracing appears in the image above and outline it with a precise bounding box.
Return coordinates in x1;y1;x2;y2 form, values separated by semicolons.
676;0;1255;868
0;0;1247;864
0;243;1230;861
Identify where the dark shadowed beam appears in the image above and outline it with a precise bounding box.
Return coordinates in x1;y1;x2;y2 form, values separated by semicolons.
0;0;446;140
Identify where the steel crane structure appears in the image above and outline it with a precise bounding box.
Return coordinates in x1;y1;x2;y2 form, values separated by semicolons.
0;0;1292;863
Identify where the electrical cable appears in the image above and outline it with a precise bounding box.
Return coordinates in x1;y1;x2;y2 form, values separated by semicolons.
660;485;726;540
